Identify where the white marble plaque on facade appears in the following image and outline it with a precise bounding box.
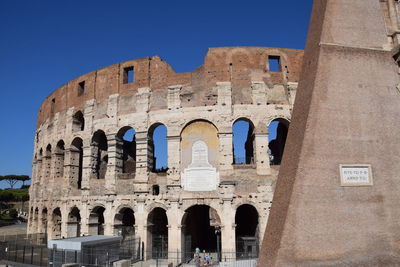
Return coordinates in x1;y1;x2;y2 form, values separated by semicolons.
181;140;219;191
339;164;373;186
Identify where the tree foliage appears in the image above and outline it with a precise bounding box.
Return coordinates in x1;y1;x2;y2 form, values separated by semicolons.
0;175;30;189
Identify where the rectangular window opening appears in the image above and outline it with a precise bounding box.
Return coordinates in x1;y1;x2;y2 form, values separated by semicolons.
268;56;281;72
124;66;134;84
78;81;85;96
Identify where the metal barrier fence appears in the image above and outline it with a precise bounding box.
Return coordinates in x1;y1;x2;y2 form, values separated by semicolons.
48;236;141;267
0;237;258;267
2;242;48;266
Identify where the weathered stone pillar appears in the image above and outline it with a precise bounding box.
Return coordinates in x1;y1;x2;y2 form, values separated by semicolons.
221;200;236;255
167;201;183;264
105;133;118;194
167;135;180;184
80;201;89;236
218;132;234;176
104;200;114;235
60;203;68;238
255;132;270;175
220;201;236;257
167;85;182;110
135;200;148;258
81;144;92;190
135;131;149;189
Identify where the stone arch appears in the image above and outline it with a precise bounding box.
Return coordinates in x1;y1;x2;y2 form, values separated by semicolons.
145;202;169;213
180;119;219;135
72;110;85;132
91;130;108;179
181;204;221;260
116;126;136;174
114;206;135;237
232;118;255;165
51;207;62;239
70;137;83;189
67;206;81;237
147;207;168;259
88;206;105;235
148;123;168;173
235;204;259;259
268;118;290;165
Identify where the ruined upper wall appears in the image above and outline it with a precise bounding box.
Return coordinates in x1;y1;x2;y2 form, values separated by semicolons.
37;47;303;127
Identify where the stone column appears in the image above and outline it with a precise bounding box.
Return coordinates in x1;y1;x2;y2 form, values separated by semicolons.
81;144;93;191
167;135;180;184
135;131;149;192
218;132;234;176
255;132;270;175
60;202;68;238
105;133;118;194
220;200;236;256
80;201;89;236
167;85;182;110
104;200;114;235
167;201;183;264
135;200;147;257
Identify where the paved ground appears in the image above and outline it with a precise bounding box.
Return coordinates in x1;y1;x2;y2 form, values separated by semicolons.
0;222;27;236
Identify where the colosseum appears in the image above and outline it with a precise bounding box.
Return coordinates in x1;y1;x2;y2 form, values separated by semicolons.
28;46;303;261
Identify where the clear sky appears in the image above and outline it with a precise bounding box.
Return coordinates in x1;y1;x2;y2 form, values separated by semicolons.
0;0;313;188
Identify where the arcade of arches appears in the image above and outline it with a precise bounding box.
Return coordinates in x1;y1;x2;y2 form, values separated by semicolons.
31;203;260;260
30;118;289;260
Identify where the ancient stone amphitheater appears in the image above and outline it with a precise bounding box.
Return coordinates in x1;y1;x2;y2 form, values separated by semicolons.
28;47;303;260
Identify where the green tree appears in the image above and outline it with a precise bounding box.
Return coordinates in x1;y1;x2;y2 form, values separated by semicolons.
0;175;30;189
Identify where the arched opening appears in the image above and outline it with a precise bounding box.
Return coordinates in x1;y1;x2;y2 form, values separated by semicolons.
180;120;219;191
147;207;168;259
268;119;289;165
114;207;135;237
51;208;62;239
235;204;259;259
72;110;85;132
148;124;168;173
89;206;105;235
67;207;81;238
55;140;65;179
91;130;108;179
40;208;48;234
71;138;83;189
117;127;136;174
181;205;221;261
232;118;255;165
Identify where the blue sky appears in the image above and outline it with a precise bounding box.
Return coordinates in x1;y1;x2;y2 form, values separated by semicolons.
0;0;312;188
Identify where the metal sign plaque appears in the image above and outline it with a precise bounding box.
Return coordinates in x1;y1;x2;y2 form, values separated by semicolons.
339;164;373;186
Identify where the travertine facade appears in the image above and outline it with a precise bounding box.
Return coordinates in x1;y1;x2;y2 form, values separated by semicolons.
28;47;302;261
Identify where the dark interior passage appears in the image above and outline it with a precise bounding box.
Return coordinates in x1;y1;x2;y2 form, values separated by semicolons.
147;207;168;259
182;205;220;252
114;207;135;237
235;204;259;258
